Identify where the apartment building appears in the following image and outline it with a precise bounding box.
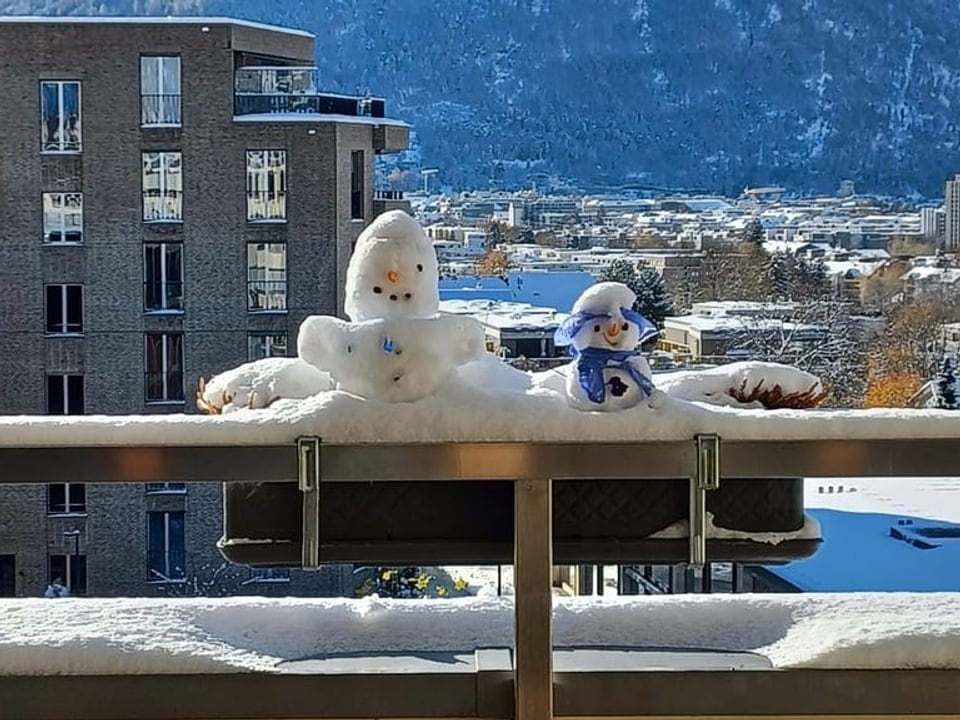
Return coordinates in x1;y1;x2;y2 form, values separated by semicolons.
0;16;409;597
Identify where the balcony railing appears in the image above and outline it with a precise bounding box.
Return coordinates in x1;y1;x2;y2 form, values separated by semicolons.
1;433;960;718
246;191;286;222
247;280;287;312
374;189;405;201
234;66;386;118
140;94;182;126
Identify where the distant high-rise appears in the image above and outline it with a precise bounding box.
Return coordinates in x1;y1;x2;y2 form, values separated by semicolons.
944;174;960;249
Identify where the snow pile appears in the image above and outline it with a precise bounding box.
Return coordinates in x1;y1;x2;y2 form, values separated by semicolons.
198;357;330;413
656;361;822;408
1;594;959;674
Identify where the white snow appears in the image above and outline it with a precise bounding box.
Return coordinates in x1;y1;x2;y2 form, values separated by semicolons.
650;511;822;544
655;361;823;407
6;356;960;445
199;357;330;413
770;477;960;592
1;594;958;674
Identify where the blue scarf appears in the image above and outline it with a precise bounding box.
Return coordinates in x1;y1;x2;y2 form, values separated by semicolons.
574;347;656;404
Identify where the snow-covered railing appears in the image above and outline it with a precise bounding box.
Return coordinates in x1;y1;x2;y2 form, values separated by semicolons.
2;415;960;719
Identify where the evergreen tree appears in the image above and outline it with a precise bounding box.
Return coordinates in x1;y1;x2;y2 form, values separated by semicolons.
792;257;830;300
743;217;765;244
937;357;958;410
598;259;676;327
767;252;792;300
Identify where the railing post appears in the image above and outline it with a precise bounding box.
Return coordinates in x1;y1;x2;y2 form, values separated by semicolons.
514;478;553;720
690;434;721;569
298;437;321;570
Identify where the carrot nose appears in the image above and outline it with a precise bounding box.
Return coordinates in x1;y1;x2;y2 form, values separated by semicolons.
386;270;400;283
607;322;621;337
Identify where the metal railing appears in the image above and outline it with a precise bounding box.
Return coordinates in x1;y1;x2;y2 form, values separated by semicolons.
2;432;960;719
374;189;405;200
247;280;287;312
246;191;286;222
140;94;182;126
234;93;386;118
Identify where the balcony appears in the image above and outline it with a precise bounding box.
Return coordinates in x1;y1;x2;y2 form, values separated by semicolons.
373;188;411;217
234;66;386;119
0;411;960;718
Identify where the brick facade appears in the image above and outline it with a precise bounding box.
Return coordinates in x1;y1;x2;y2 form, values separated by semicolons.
0;18;407;597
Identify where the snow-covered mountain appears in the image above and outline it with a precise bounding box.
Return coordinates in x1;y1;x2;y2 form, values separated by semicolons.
7;0;960;196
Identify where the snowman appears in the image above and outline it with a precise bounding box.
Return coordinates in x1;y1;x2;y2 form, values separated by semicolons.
344;209;440;321
553;282;659;412
298;313;485;403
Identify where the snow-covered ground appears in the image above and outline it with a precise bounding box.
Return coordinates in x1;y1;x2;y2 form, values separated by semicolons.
770;477;960;592
1;594;958;674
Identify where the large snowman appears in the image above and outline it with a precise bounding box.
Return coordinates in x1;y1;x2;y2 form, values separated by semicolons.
554;282;660;412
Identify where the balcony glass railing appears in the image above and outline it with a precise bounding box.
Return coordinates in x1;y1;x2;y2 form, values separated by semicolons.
234;66;386;118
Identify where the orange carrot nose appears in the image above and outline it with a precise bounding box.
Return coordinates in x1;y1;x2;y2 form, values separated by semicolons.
607;322;621;337
386;270;400;283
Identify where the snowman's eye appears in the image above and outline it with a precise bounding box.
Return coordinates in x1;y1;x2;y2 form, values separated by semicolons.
593;325;601;332
416;264;423;272
621;323;629;331
373;286;383;294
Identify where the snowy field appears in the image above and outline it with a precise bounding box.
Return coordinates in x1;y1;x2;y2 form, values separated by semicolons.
0;594;958;674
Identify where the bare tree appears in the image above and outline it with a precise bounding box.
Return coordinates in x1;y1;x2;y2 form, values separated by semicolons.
726;301;868;406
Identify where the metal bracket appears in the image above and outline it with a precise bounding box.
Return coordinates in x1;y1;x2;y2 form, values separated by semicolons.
689;433;721;569
298;436;321;570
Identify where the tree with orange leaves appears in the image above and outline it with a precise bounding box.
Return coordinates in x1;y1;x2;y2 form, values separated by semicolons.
863;372;924;408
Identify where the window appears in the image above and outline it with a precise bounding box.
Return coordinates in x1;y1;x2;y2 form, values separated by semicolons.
0;555;14;597
248;333;288;360
142;151;182;222
42;192;83;244
140;56;181;126
144;243;183;312
40;80;81;152
351;150;365;219
145;483;186;493
247;243;287;312
145;333;184;402
49;554;87;595
48;483;86;514
147;511;185;582
47;375;84;415
246;150;286;221
45;284;83;334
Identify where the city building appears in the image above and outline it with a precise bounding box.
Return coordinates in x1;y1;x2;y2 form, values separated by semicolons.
0;16;408;597
944;173;960;250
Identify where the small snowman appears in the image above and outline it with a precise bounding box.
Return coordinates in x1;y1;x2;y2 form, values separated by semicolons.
554;282;658;412
298;314;485;403
344;209;440;321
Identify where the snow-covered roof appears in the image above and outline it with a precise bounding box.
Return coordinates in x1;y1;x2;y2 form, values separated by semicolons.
0;16;313;37
0;594;958;673
440;299;565;332
439;271;594;313
771;477;960;592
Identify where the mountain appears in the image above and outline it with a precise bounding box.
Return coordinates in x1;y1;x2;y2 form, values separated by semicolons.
7;0;960;196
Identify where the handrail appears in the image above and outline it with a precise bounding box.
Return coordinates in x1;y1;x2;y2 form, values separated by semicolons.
1;438;958;484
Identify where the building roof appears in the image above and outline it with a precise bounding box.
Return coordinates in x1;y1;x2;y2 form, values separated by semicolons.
234;113;408;127
439;271;594;313
0;16;313;38
439;299;565;332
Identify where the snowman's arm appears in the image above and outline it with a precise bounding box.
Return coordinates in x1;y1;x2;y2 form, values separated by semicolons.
625;354;656;395
440;314;488;365
197;357;331;413
298;315;349;371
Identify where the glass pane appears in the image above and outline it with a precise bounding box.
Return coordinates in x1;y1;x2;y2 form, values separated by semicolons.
145;334;163;373
48;484;66;513
168;512;186;579
146;512;165;579
49;555;66;584
45;285;62;332
68;483;86;511
40;82;60;150
165;245;184;309
66;376;84;415
140;56;159;95
65;286;83;332
62;82;80;151
144;245;162;310
47;375;65;415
